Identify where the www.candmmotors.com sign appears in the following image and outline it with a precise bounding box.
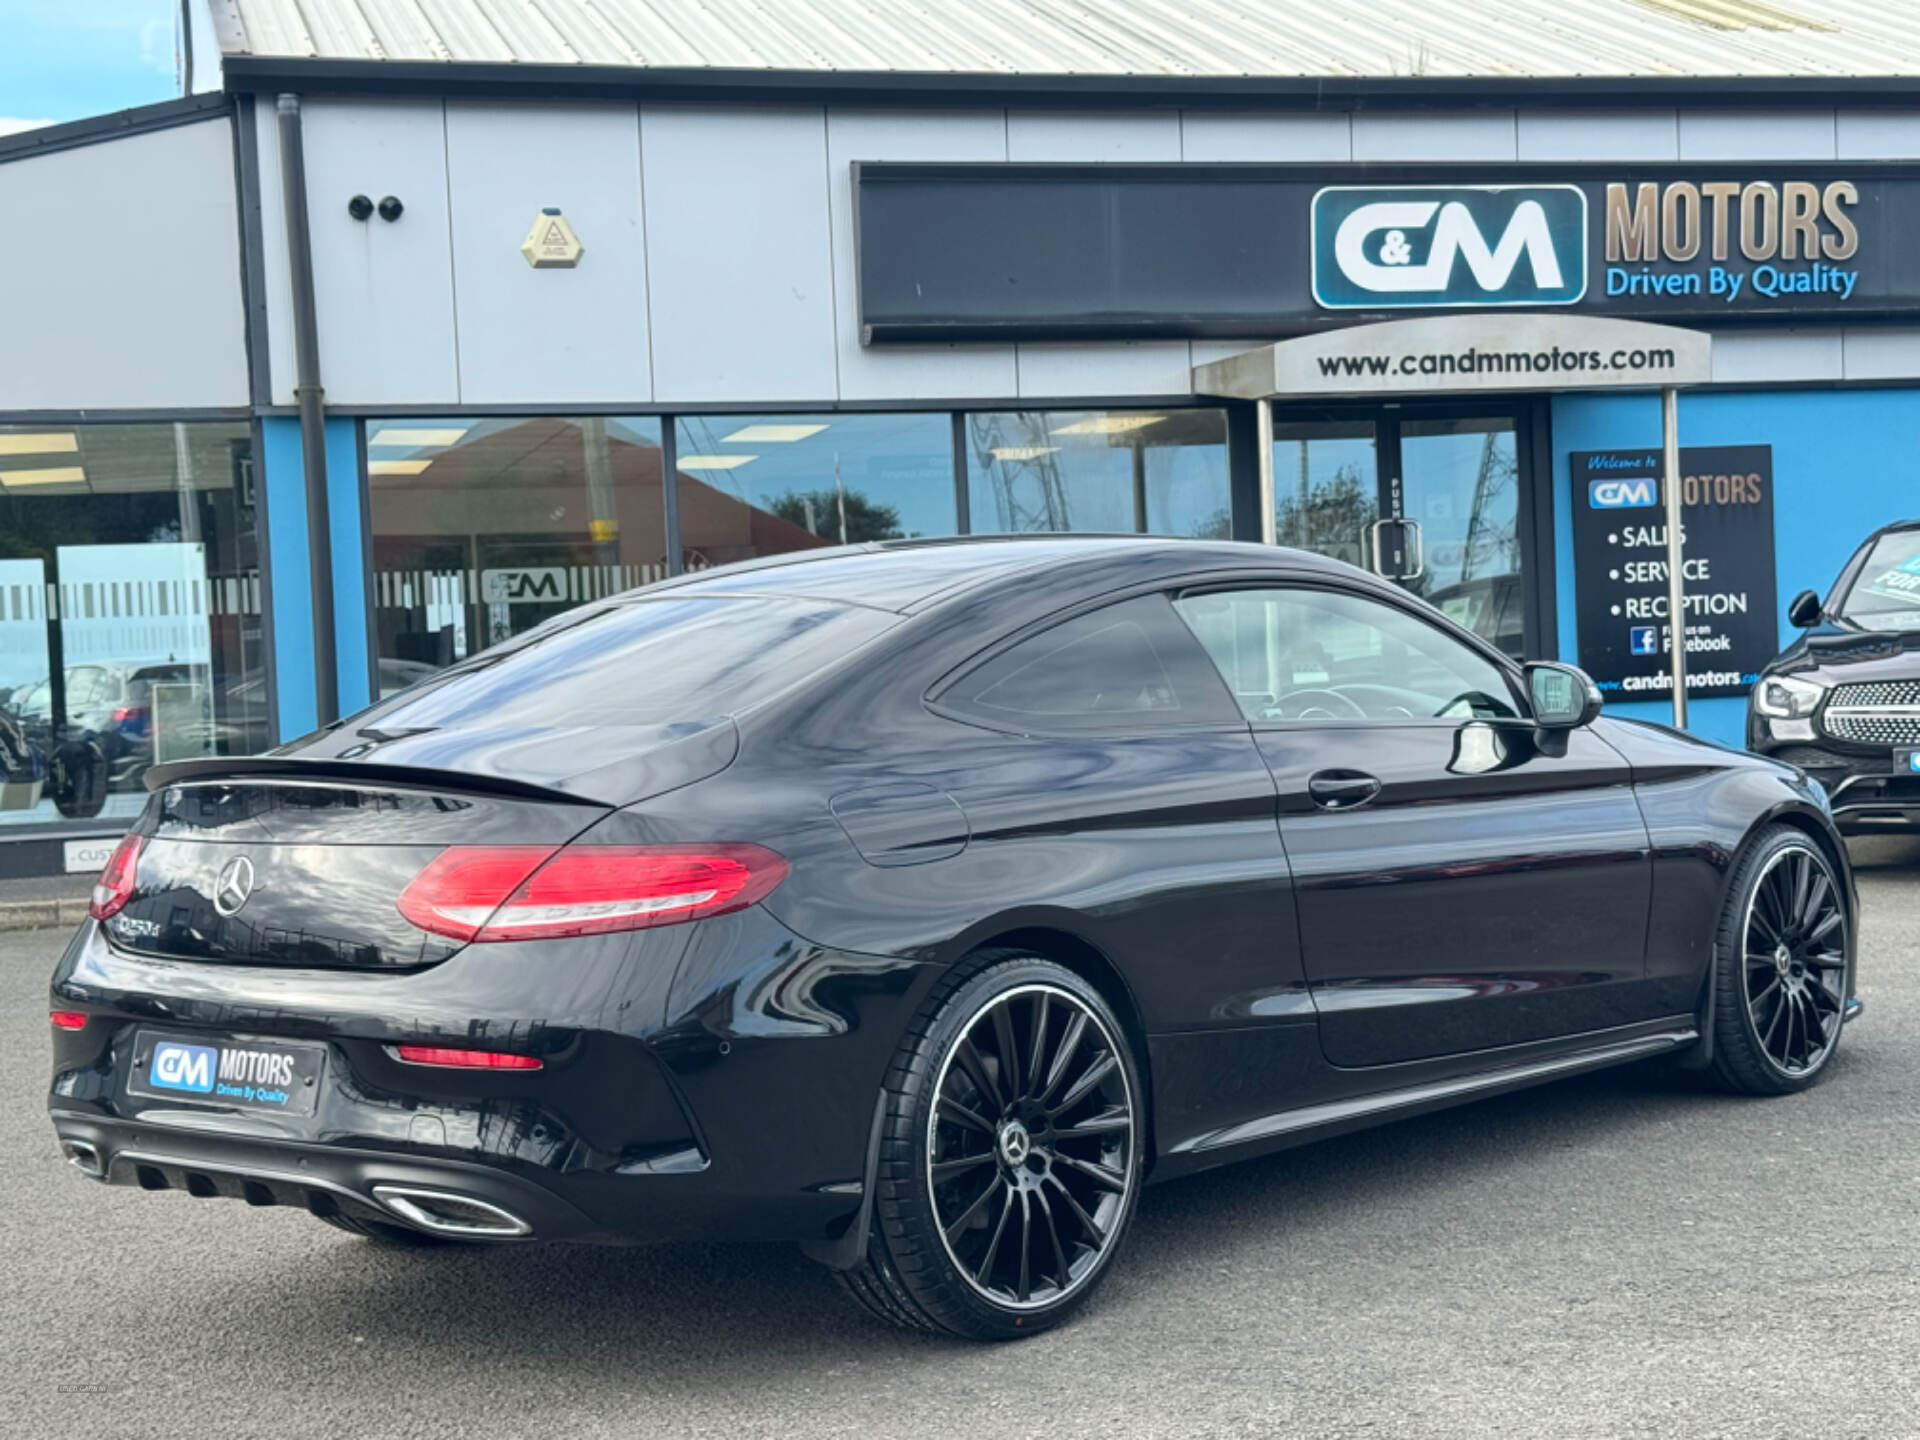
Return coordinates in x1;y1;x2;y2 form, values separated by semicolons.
1311;186;1588;309
852;162;1920;342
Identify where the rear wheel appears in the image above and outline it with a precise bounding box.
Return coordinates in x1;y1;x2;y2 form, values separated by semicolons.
837;952;1144;1341
1709;826;1850;1095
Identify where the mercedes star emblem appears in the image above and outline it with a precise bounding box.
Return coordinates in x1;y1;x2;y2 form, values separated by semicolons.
213;855;255;917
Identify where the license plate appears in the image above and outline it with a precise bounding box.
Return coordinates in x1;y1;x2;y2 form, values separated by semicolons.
127;1031;326;1117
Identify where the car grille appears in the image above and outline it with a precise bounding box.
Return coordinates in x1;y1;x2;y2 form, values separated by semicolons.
1823;682;1920;745
1824;713;1920;745
1829;681;1920;708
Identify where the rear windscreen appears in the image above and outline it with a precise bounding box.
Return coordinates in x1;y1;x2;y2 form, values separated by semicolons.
361;595;895;731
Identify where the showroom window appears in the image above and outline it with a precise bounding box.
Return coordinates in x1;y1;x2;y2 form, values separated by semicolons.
964;409;1231;538
0;421;267;833
672;413;956;568
366;417;668;695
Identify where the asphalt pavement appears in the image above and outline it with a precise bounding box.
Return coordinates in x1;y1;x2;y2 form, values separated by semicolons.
7;842;1920;1439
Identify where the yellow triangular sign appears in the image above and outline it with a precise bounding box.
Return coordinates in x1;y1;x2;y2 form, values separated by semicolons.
521;209;585;269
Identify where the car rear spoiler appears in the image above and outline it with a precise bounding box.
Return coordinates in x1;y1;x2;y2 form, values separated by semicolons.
142;755;613;808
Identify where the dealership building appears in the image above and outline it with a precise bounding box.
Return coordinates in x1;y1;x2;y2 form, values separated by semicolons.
4;0;1920;872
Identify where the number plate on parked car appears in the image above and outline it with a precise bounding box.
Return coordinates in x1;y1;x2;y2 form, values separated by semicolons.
127;1031;326;1116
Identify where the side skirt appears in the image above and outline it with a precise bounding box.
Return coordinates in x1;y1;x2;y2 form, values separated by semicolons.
1151;1021;1697;1183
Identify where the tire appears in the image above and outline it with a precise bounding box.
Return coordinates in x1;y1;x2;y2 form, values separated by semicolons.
1708;825;1851;1096
314;1209;462;1247
835;950;1145;1341
49;740;107;820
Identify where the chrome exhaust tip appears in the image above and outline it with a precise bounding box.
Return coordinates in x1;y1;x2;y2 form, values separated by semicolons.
370;1185;531;1238
62;1139;104;1177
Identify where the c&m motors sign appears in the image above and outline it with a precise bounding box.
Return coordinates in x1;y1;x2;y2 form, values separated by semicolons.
1312;186;1588;309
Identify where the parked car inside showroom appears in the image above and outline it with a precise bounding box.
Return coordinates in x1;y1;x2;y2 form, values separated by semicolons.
1750;518;1920;831
50;537;1860;1341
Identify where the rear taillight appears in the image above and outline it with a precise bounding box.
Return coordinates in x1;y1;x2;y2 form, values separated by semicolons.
111;705;148;727
391;1045;542;1070
396;843;789;943
88;833;145;920
49;1010;87;1031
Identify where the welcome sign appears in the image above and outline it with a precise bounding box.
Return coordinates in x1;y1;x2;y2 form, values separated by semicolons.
853;162;1920;342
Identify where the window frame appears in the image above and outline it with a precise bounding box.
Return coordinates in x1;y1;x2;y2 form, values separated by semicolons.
927;583;1247;740
1171;576;1531;731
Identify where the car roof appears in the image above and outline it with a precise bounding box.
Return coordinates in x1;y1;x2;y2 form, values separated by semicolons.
636;535;1353;613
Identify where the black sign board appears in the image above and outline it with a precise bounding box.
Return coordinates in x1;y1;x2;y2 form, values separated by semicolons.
854;162;1920;342
1569;445;1777;704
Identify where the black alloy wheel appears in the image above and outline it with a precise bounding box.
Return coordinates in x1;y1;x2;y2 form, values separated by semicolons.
1711;827;1850;1094
837;953;1143;1340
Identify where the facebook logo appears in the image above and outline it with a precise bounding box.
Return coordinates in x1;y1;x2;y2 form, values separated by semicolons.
1629;626;1659;656
149;1041;217;1094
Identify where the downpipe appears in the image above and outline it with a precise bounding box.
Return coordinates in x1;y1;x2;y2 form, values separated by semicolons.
275;93;339;727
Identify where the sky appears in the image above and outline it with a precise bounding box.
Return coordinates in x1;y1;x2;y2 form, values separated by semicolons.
0;1;187;135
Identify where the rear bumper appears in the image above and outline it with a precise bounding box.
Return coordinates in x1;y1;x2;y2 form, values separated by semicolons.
47;912;938;1246
48;1114;597;1241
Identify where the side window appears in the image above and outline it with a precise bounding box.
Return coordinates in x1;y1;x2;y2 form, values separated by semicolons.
940;593;1240;733
1172;586;1520;724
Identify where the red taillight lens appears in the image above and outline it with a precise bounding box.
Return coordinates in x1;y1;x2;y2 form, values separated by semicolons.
391;1045;542;1070
88;833;145;920
395;845;558;941
49;1010;87;1031
396;843;790;943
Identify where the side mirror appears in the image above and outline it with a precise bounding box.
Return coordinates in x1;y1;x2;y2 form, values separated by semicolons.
1525;662;1602;730
1786;588;1822;628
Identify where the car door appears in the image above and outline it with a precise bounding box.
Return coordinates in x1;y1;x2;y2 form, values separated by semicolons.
1172;580;1656;1068
926;589;1310;1144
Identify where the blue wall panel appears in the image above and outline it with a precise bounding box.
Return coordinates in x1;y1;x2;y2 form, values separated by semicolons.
328;419;371;716
1552;387;1920;749
261;416;316;739
260;415;370;738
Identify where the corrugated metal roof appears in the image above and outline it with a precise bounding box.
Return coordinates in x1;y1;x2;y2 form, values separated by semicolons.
205;0;1920;78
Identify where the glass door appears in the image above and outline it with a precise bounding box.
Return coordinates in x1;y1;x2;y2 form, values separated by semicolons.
1399;417;1523;658
1270;409;1529;658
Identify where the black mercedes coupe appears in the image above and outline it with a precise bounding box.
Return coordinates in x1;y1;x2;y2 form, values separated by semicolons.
48;537;1860;1340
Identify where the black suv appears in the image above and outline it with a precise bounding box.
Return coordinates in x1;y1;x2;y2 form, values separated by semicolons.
1751;519;1920;831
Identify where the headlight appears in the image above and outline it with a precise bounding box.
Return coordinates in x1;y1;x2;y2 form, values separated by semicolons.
1753;674;1825;719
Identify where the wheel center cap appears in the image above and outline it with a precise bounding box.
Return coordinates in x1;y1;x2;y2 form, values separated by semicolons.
1775;944;1793;976
997;1119;1032;1167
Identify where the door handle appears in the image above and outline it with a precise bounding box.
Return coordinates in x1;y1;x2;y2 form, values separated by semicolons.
1307;769;1382;810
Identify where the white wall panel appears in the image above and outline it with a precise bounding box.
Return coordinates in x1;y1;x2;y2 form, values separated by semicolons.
1178;112;1350;162
642;106;838;404
1007;111;1187;397
1016;342;1196;399
1837;112;1920;159
1006;110;1181;162
827;108;1015;402
1352;112;1516;162
1709;329;1842;385
1517;110;1678;161
1679;110;1836;160
288;100;461;406
445;104;650;406
254;100;297;406
0;119;248;410
1843;328;1920;382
